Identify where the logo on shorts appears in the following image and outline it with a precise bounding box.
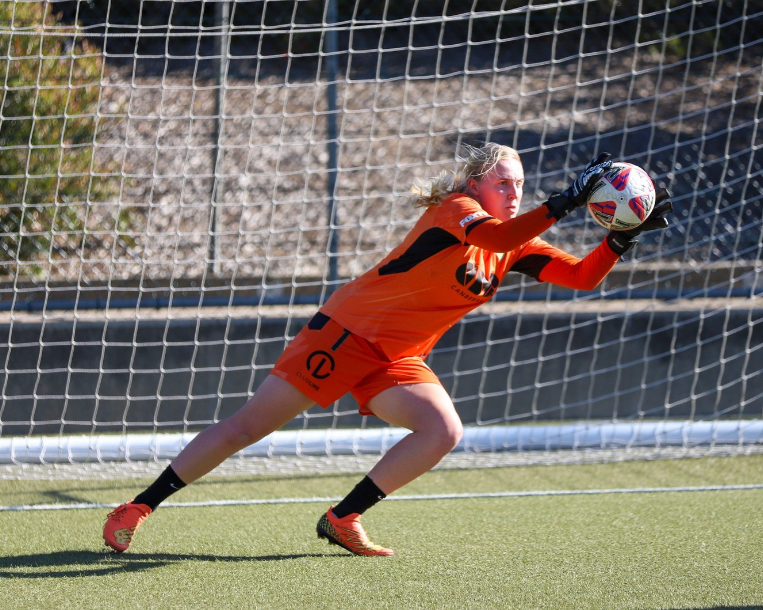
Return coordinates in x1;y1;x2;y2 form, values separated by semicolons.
306;350;335;379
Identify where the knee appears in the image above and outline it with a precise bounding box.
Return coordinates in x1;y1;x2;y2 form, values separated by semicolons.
447;417;464;450
432;415;463;454
219;417;259;451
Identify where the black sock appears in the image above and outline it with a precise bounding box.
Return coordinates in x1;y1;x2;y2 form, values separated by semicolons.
332;475;386;519
133;465;187;511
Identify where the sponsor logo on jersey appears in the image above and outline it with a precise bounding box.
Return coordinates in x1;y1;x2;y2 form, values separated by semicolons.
459;210;489;227
453;261;499;298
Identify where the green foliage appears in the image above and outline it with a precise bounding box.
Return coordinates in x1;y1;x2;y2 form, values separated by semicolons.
0;2;123;270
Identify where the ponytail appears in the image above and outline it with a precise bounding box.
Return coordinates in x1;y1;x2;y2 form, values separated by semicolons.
409;143;521;209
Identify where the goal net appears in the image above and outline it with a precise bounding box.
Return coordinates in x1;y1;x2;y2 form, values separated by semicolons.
1;0;762;476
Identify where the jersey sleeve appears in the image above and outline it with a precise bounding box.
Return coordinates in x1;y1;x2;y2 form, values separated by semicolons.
432;194;495;244
437;194;556;252
464;207;556;253
510;237;620;291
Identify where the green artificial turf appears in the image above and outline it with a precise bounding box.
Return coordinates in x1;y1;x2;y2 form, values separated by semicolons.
1;454;762;610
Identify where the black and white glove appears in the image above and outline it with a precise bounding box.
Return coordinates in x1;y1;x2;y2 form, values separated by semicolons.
606;188;674;255
544;153;613;220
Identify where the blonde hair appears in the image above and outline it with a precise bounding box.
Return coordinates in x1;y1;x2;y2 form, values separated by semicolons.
410;143;521;208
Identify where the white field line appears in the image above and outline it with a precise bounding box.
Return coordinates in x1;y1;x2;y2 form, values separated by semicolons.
3;483;763;512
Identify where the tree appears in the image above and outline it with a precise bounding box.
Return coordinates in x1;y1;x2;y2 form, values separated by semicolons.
0;1;125;275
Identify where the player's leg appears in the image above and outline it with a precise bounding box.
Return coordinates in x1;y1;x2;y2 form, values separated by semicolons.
364;382;463;492
170;375;315;483
103;375;314;552
103;313;379;553
317;382;462;556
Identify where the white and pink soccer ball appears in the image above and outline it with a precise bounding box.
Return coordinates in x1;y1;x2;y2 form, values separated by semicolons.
586;162;656;231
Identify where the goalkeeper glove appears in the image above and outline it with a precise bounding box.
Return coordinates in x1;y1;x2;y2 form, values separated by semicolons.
605;187;674;255
544;153;613;220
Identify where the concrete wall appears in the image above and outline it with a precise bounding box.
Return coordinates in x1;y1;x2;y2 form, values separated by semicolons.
2;308;762;436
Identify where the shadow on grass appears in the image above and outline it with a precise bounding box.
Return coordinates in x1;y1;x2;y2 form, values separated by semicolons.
0;549;344;578
11;470;360;506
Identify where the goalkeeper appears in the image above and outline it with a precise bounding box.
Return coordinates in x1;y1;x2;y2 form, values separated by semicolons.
104;144;672;556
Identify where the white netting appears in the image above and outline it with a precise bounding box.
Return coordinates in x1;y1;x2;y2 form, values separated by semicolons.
1;1;762;474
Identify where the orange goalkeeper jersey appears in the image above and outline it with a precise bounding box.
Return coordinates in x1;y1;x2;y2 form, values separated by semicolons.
321;193;619;360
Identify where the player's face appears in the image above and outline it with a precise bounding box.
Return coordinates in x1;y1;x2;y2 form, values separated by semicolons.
468;158;525;221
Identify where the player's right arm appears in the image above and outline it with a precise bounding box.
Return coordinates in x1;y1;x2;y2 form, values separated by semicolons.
464;205;555;252
466;154;613;253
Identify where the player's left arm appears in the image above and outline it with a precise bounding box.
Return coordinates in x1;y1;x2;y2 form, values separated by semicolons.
513;190;674;290
534;241;617;291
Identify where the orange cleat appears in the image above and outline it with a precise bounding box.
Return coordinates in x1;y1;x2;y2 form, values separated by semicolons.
316;506;394;557
103;500;152;552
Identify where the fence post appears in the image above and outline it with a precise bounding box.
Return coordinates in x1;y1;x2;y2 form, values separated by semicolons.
325;0;339;291
208;0;230;276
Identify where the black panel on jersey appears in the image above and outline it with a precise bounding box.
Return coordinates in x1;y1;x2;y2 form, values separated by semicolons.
378;227;461;276
509;253;553;281
463;216;494;238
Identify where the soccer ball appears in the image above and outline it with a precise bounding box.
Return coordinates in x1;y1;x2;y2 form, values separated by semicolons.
586;162;656;231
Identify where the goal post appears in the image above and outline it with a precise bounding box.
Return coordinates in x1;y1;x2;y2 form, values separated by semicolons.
1;0;762;473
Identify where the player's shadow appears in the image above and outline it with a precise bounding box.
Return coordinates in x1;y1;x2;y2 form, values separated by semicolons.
0;549;344;578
